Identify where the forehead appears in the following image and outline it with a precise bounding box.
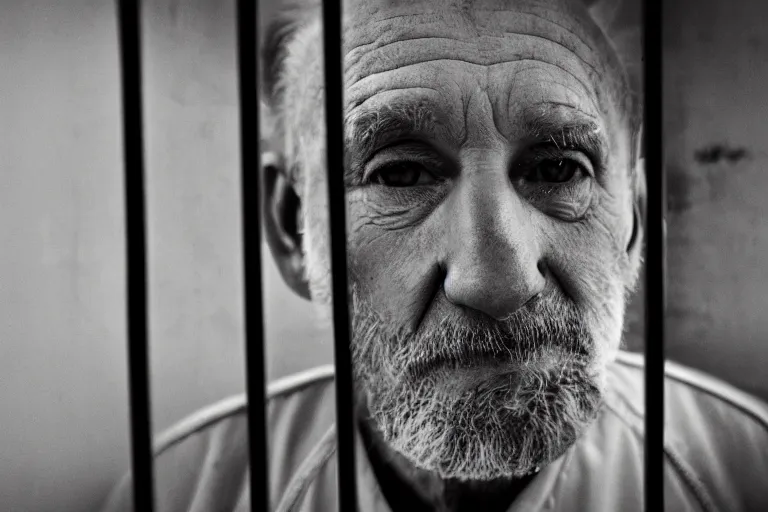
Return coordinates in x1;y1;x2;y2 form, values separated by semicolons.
285;0;626;154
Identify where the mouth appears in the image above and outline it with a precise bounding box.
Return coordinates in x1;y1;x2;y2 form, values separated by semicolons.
406;349;513;381
405;343;592;382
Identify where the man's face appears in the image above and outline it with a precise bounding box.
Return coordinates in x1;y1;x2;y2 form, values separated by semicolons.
279;0;638;480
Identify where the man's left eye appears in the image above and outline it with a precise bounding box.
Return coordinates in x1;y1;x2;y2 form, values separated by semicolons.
527;159;584;184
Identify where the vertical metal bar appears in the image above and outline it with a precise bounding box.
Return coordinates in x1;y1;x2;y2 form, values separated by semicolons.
236;0;269;510
321;1;359;511
116;1;155;510
643;0;665;510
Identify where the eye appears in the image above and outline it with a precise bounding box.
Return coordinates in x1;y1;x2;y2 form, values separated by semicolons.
372;162;438;187
526;158;584;184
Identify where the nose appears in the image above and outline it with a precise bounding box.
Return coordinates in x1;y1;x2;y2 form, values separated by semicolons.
442;161;546;320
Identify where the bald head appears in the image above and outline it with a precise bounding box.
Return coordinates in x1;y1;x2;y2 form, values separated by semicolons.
262;0;638;136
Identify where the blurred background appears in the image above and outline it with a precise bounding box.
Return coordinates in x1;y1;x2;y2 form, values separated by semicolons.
2;0;768;510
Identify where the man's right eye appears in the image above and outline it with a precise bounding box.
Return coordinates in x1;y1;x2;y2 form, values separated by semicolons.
371;162;438;187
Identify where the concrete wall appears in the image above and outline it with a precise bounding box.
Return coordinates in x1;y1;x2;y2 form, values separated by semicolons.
662;0;768;401
0;0;766;511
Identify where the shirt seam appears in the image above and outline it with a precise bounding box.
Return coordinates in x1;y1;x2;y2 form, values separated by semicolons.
542;445;575;512
276;425;338;512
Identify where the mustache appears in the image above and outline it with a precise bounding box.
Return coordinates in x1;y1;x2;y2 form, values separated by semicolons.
351;290;594;382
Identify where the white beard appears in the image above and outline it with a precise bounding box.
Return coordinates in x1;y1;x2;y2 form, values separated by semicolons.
348;293;606;481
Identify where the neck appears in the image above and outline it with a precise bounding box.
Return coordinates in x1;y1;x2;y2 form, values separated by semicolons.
358;415;536;512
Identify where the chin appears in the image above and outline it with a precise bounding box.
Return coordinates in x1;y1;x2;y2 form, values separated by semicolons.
363;346;605;481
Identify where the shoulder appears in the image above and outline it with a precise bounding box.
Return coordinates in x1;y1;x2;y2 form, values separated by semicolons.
609;351;768;512
99;366;338;512
610;350;768;429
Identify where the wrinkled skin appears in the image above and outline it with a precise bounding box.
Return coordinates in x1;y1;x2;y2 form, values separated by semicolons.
263;0;643;509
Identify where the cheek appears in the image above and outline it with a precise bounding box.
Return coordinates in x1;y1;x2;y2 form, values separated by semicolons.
544;194;630;347
346;189;443;327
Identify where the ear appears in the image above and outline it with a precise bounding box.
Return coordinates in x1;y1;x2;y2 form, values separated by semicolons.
261;102;311;301
626;154;646;267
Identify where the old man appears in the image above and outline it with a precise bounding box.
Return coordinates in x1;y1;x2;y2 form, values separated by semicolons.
103;0;768;510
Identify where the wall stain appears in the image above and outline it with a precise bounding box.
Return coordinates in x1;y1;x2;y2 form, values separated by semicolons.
666;144;751;214
694;144;750;165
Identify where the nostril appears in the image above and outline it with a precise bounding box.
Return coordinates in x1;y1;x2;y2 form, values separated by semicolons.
537;260;547;277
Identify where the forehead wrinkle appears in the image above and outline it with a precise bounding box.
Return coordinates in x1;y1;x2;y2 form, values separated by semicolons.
481;17;603;77
345;49;600;127
343;0;603;51
475;2;611;59
506;66;599;115
288;1;619;116
345;33;594;83
338;0;627;118
523;101;601;124
341;3;607;73
345;65;460;112
492;59;600;118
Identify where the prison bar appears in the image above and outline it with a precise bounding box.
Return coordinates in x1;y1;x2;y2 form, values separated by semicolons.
236;0;270;510
643;0;665;511
116;0;156;510
321;0;361;511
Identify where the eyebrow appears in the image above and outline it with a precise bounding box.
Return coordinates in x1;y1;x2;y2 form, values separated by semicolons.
343;101;447;178
520;106;609;165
